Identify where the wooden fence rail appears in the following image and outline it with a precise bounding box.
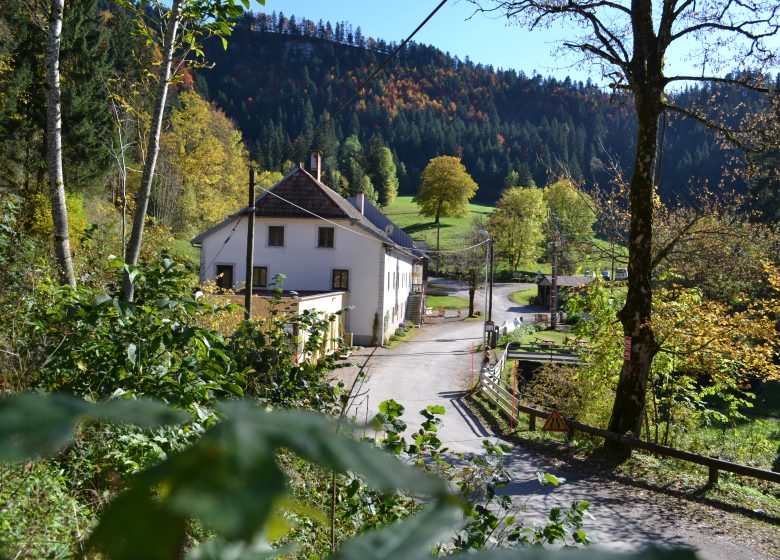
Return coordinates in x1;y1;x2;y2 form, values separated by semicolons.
476;367;780;486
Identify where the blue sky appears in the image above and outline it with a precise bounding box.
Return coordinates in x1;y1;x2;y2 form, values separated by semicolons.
251;1;601;83
251;1;780;87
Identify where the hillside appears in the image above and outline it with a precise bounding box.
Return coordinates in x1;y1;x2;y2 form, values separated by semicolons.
196;11;756;205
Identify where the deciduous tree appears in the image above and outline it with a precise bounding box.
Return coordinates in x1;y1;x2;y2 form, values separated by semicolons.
477;0;780;442
120;0;254;302
489;186;547;272
542;179;595;274
417;155;478;223
155;90;248;236
366;134;399;206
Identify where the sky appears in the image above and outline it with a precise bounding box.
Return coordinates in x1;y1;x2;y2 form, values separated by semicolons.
249;1;780;88
250;0;602;83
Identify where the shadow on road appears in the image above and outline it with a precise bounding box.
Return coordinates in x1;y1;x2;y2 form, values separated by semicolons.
437;390;491;439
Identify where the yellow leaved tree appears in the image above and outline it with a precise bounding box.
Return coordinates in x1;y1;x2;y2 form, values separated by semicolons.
156;90;248;236
416;156;478;224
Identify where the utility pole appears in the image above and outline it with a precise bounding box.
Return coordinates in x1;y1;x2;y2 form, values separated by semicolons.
244;166;256;320
488;236;494;325
610;239;615;294
550;210;560;329
436;221;441;274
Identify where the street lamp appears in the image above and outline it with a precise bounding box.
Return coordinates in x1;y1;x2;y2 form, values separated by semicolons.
479;229;496;348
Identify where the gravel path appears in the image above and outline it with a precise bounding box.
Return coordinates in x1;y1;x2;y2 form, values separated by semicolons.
336;282;778;559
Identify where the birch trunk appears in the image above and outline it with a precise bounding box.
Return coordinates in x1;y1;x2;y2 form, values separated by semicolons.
45;0;76;287
121;0;182;301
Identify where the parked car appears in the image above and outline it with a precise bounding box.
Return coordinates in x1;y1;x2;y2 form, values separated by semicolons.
615;267;628;281
583;269;591;279
601;270;611;281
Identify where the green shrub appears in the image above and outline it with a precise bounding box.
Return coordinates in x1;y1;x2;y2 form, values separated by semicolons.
0;462;94;559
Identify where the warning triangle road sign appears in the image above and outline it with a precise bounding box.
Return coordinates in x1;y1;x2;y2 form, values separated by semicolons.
542;408;569;433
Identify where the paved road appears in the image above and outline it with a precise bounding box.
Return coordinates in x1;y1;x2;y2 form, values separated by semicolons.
338;283;772;559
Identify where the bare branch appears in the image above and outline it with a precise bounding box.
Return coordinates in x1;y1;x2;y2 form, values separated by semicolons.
664;74;779;93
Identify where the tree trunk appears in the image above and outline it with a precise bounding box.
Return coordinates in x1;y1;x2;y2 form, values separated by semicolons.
45;0;76;288
608;97;660;445
121;0;182;301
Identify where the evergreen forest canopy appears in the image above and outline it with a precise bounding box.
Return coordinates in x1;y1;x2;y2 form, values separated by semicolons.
195;10;772;205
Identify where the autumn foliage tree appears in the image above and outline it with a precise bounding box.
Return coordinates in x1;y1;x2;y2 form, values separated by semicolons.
489;186;546;272
477;0;780;443
120;0;255;302
155;90;249;236
416;156;479;223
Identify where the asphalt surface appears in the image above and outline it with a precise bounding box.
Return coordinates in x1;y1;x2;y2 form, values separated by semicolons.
337;282;772;559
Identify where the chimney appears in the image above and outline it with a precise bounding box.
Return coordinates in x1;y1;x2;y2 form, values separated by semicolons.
356;189;365;214
309;151;322;182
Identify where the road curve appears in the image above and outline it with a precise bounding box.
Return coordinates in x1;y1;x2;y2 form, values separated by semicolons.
336;283;772;559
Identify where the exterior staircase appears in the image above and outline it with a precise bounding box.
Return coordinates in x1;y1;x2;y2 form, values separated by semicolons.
406;286;424;325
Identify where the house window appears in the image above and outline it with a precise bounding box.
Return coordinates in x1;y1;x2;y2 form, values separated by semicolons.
252;266;267;288
215;264;234;290
268;226;285;247
318;227;335;248
332;269;349;291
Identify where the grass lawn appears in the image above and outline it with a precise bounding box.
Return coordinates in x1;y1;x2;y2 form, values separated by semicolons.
496;327;588;354
166;237;200;267
386;325;421;348
425;295;470;309
383;196;494;251
509;288;536;306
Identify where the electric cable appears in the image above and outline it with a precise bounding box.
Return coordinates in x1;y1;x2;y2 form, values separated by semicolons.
251;180;489;254
203;215;243;274
320;0;450;129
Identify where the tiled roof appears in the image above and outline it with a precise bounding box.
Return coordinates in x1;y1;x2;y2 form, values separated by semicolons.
191;167;417;259
346;195;426;258
254;169;349;219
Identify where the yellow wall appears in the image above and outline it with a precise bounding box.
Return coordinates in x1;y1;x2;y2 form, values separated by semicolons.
205;293;344;361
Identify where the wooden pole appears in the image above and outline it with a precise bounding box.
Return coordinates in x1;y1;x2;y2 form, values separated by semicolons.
471;341;475;391
511;361;517;429
244;167;256;320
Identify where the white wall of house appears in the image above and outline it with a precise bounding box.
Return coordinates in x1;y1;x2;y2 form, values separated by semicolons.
198;216;414;346
380;250;414;342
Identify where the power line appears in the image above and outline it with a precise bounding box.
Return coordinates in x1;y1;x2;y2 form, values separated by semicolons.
251;180;488;254
203;215;242;273
320;0;449;128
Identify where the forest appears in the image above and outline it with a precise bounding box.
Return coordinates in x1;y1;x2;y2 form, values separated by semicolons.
1;0;780;558
195;10;776;210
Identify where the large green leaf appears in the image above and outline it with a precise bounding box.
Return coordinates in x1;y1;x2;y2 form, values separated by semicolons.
0;393;87;461
333;502;462;560
0;393;187;462
92;397;188;427
88;486;188;560
92;402;450;557
219;402;448;497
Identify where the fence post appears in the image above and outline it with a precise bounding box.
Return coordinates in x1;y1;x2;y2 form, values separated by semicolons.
708;466;719;486
529;414;536;431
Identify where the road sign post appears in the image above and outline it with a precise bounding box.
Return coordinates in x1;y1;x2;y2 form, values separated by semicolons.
542;407;569;433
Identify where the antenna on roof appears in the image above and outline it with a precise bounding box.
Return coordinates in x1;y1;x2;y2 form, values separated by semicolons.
384;224;394;236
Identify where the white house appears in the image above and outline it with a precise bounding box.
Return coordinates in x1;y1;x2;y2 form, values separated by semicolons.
191;156;425;346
